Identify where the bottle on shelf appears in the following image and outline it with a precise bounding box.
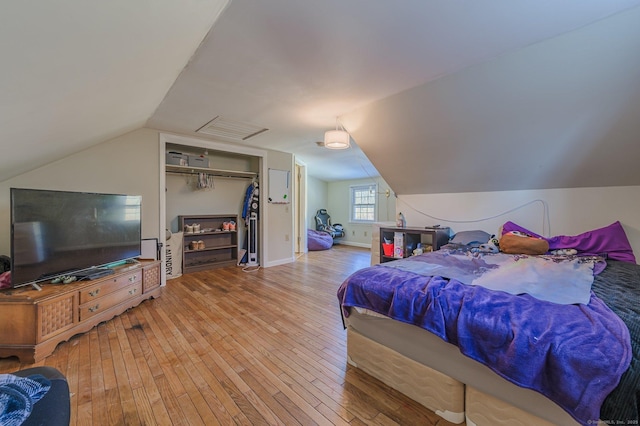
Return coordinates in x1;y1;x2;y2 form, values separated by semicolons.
396;212;406;228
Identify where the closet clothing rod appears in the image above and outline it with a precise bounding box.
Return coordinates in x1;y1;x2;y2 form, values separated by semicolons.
165;164;257;180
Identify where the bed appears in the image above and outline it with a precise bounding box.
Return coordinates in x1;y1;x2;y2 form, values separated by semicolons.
337;221;640;426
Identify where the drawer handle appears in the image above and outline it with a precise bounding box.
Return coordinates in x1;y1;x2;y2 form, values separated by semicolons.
129;276;136;282
89;289;100;297
128;288;138;295
88;304;100;313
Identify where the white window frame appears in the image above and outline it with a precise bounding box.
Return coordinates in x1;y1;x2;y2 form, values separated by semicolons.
350;184;377;223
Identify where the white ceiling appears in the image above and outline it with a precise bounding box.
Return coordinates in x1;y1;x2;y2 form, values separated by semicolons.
2;1;640;193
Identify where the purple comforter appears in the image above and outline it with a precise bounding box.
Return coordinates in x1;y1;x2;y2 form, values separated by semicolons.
338;254;632;425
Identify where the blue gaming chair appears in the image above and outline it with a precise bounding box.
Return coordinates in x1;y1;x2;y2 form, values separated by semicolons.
314;209;345;239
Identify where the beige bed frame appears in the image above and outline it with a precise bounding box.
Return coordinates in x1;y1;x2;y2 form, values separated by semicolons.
345;308;606;426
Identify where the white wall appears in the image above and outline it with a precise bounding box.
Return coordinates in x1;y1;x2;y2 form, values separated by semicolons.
166;175;251;233
160;133;296;269
164;145;258;257
0;128;160;255
307;176;328;230
265;151;295;266
165;173;251;262
1;128;297;271
328;176;395;248
397;185;640;260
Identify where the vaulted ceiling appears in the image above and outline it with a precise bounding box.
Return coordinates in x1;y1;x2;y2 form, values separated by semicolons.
2;1;640;195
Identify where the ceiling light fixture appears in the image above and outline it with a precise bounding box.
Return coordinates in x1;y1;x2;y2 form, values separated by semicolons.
324;118;350;150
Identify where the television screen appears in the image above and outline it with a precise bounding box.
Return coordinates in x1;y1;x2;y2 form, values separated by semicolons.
10;188;142;287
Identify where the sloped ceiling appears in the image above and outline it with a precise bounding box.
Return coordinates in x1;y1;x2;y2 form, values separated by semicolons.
344;5;640;194
147;0;640;190
0;0;230;182
2;1;640;195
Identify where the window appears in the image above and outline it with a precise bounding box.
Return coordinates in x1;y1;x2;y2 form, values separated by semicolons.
350;184;377;222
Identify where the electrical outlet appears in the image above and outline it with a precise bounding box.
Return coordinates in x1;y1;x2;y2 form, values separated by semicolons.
285;234;289;241
364;231;367;237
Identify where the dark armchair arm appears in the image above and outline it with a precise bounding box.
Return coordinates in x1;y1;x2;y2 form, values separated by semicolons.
13;367;70;426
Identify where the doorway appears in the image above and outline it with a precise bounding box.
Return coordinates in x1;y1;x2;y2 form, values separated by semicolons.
294;161;307;255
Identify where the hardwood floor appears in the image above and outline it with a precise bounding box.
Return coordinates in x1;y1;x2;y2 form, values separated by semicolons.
0;245;457;425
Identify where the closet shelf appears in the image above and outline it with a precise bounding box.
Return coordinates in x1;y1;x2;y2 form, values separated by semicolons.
166;164;257;179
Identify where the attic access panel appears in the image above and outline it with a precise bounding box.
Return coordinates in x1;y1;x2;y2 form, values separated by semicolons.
196;116;269;140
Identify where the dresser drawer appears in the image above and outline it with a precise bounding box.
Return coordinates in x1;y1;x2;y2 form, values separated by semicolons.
79;271;141;304
79;282;143;321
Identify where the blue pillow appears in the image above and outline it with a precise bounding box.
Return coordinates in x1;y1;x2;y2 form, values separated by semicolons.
450;230;491;247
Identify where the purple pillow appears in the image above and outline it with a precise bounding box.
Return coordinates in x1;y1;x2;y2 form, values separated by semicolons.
501;221;636;263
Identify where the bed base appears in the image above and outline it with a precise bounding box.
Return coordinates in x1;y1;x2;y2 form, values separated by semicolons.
347;327;465;423
465;385;556;426
345;309;597;426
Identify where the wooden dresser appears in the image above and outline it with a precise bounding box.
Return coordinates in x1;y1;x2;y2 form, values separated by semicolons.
0;260;161;363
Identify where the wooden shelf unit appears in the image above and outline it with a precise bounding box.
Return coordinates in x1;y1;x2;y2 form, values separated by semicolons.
0;260;161;363
380;227;450;263
179;214;239;273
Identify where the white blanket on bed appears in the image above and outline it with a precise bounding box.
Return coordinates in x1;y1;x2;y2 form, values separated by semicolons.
384;251;600;305
471;253;597;305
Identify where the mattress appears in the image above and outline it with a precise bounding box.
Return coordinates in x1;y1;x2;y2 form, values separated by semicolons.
345;308;580;425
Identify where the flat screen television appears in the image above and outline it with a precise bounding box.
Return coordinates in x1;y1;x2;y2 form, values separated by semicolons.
10;188;142;288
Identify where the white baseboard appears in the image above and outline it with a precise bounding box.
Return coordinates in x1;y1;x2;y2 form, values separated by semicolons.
337;241;372;249
263;256;296;268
